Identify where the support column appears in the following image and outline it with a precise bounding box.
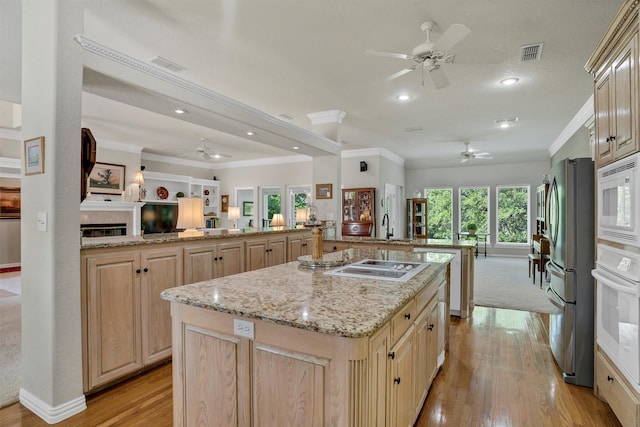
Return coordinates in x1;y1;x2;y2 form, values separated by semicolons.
307;110;345;238
21;0;85;422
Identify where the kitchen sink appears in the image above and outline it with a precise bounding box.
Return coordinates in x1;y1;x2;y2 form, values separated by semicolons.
323;259;430;283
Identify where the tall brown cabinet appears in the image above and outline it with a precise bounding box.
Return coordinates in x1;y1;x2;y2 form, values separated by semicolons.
342;187;375;237
406;198;428;239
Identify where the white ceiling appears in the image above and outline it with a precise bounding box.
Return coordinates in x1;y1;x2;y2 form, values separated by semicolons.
1;0;625;168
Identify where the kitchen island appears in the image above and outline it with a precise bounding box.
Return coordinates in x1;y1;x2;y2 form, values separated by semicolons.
161;248;452;426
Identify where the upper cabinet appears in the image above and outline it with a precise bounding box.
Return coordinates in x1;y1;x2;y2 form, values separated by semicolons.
342;187;375;237
586;1;640;168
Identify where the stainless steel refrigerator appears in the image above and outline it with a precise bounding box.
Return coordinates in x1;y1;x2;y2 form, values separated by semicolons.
546;157;595;387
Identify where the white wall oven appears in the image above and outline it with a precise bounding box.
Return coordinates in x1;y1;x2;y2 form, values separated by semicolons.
597;153;640;246
592;244;640;393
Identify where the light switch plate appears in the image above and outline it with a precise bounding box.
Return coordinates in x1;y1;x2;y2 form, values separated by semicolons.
37;212;47;232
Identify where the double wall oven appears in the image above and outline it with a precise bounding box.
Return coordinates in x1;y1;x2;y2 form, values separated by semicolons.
592;153;640;393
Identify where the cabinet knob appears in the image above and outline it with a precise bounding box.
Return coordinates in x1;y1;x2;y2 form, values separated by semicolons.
607;375;614;382
388;351;395;360
214;257;218;261
404;313;411;320
428;324;434;331
136;269;141;274
143;267;148;273
219;256;223;260
393;377;401;385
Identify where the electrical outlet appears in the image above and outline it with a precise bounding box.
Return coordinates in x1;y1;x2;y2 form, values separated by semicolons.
233;319;255;339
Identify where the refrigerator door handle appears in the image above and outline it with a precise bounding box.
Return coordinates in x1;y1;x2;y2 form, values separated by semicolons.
546;287;565;310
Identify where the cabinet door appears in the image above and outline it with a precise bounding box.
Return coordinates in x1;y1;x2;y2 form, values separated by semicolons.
287;235;304;262
595;69;614;166
140;247;182;365
85;252;142;389
414;308;430;415
304;236;314;255
216;240;244;278
612;34;637;159
389;325;415;427
183;244;215;284
268;237;287;266
246;239;268;271
426;297;439;384
253;343;327;426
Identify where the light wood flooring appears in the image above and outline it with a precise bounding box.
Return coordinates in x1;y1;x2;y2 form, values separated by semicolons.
0;306;621;426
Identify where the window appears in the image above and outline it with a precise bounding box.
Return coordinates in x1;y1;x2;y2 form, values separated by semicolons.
260;186;281;226
286;185;310;227
496;185;529;244
459;187;489;234
425;188;453;239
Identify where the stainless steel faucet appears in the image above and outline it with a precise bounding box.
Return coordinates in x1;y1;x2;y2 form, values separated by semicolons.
382;213;393;239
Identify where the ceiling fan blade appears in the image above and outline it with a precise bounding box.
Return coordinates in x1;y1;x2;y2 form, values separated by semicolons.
432;24;471;53
475;155;493;160
474;151;491;156
365;49;414;60
460;157;468;164
202;152;212;160
429;66;450;89
384;67;416;81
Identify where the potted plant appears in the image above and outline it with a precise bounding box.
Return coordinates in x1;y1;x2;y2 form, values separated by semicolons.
466;222;477;235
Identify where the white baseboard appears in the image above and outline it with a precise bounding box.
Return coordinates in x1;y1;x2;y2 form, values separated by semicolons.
19;388;86;424
0;262;20;270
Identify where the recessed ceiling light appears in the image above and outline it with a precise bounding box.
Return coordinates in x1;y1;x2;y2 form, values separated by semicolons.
495;117;519;128
293;146;300;150
397;94;412;101
500;77;519;86
246;131;256;136
174;109;187;114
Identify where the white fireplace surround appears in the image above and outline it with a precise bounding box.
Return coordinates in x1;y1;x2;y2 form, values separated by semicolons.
80;201;145;236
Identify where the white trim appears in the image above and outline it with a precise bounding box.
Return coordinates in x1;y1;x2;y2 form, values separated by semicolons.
0;262;20;270
19;388;86;424
0;172;20;179
0;128;21;140
96;138;144;154
0;157;20;169
307;110;347;125
549;95;594;156
142;151;312;169
341;147;405;167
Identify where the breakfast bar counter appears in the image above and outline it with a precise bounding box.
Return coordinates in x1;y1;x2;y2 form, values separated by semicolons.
161;248;452;426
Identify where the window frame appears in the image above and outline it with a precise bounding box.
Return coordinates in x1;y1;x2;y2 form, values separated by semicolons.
424;187;454;240
495;184;531;246
458;186;490;235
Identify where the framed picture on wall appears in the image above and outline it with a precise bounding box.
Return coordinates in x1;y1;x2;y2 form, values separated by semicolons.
24;136;45;176
87;162;126;195
0;187;20;219
221;195;229;213
243;201;253;216
316;183;333;199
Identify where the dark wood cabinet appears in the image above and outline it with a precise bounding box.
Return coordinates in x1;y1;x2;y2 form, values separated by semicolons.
536;184;549;236
407;198;428;239
341;187;375;237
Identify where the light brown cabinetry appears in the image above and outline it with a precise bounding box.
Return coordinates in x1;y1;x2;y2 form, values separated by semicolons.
342;187;376;237
287;233;313;261
82;246;181;392
596;350;640;427
407;198;428;239
183;239;244;283
587;4;639;168
245;236;287;271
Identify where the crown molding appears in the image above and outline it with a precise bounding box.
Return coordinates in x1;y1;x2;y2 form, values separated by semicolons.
141;151;312;170
97;138;144;154
307;110;347;125
0;128;21;140
341;147;405;167
549;95;594;156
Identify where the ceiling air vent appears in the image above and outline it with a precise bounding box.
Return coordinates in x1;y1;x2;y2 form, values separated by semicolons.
149;56;186;72
404;126;424;132
520;43;543;62
278;113;296;120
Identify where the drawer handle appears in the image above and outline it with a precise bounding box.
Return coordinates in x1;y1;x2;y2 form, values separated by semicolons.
404;313;411;320
607;375;614;382
388;351;395;360
428;324;434;331
143;267;148;273
136;269;141;274
393;377;401;385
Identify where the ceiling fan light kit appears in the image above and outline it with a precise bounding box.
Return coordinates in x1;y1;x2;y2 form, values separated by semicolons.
459;142;493;163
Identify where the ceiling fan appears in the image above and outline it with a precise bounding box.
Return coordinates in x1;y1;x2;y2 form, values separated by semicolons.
459;142;492;163
180;141;230;160
366;21;471;89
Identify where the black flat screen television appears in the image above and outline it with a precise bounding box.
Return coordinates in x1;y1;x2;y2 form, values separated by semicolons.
141;203;178;233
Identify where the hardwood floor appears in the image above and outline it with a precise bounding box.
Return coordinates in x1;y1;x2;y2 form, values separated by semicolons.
0;307;621;426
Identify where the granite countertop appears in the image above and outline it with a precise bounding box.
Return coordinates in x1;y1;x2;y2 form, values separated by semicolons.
327;237;477;249
161;248;453;339
81;227;303;249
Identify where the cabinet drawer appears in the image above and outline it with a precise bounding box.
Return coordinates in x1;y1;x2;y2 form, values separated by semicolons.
416;270;443;314
391;299;416;344
597;350;640;427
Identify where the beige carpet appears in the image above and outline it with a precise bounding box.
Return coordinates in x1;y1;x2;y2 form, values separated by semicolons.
473;256;559;314
0;272;20;409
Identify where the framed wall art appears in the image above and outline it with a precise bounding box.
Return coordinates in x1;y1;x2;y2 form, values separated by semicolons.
316;183;333;199
243;201;253;216
24;136;45;176
0;186;20;219
87;162;126;195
